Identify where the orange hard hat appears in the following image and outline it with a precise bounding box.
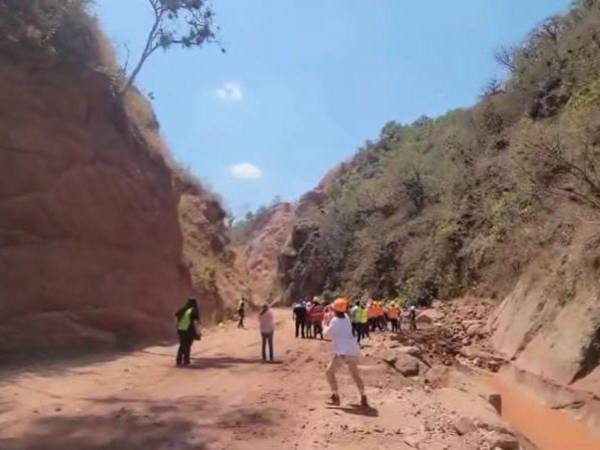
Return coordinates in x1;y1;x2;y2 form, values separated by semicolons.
332;298;348;313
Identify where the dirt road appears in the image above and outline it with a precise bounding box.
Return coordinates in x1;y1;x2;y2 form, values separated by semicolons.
0;310;412;449
0;309;538;450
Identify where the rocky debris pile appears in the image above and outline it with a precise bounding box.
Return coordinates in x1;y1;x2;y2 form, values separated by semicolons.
297;378;524;450
354;298;528;449
436;298;493;346
382;297;507;372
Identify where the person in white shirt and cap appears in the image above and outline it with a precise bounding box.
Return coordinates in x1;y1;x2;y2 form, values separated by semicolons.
323;297;368;407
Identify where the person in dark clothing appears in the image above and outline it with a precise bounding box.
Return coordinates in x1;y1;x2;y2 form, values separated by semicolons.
293;301;307;338
237;298;246;329
408;305;417;331
175;298;200;366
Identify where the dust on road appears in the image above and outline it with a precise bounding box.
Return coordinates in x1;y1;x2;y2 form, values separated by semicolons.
0;308;557;450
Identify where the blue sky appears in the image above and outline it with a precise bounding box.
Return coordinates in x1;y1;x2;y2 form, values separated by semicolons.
94;0;571;217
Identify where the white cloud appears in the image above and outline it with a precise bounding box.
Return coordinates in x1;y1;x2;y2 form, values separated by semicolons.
215;82;243;102
230;162;263;180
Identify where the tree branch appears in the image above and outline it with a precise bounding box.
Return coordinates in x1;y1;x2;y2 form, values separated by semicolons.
122;5;164;93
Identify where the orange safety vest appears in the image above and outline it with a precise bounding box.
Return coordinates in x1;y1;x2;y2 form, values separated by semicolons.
387;307;399;319
367;306;376;319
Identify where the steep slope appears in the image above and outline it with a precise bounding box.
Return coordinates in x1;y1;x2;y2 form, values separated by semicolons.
273;0;600;392
232;202;295;303
0;2;247;355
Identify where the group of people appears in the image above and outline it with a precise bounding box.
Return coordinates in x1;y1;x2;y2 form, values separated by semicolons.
293;297;418;344
173;295;419;407
292;297;327;339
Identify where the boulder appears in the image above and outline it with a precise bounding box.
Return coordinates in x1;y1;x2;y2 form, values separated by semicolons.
466;323;483;338
382;352;421;376
416;309;444;325
452;417;475;436
396;354;421;377
382;351;398;366
397;345;422;357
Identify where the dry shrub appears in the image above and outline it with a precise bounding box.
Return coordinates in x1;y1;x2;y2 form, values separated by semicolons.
0;0;121;78
513;118;600;210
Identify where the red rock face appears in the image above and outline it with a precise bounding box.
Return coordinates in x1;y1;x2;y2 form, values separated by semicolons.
0;46;240;355
233;203;295;304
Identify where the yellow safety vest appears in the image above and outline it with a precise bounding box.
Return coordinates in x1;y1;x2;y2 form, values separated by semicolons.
177;307;193;331
357;308;368;324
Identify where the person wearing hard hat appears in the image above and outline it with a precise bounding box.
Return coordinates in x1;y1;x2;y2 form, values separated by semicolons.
387;302;400;332
323;298;368;407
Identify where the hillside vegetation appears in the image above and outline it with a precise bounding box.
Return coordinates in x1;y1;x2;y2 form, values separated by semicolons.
261;0;600;388
276;0;600;304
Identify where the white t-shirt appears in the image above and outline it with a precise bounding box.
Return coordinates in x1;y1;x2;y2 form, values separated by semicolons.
324;315;361;357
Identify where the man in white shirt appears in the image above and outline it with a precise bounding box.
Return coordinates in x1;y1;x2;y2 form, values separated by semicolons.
323;298;368;407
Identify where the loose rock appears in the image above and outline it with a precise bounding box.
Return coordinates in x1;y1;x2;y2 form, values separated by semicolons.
485;431;519;450
395;354;420;377
452;417;475;436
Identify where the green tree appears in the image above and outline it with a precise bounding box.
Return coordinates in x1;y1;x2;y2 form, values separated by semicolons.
123;0;222;93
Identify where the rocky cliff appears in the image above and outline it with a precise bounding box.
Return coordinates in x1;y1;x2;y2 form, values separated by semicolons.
263;1;600;394
232;203;295;303
0;4;247;355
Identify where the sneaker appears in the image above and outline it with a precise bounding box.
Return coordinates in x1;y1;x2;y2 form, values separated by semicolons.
360;395;368;407
330;394;341;406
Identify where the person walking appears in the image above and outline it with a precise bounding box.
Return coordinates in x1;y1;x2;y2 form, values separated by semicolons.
237;298;246;329
309;297;325;340
175;297;200;366
292;300;307;338
258;303;275;362
324;298;368;407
